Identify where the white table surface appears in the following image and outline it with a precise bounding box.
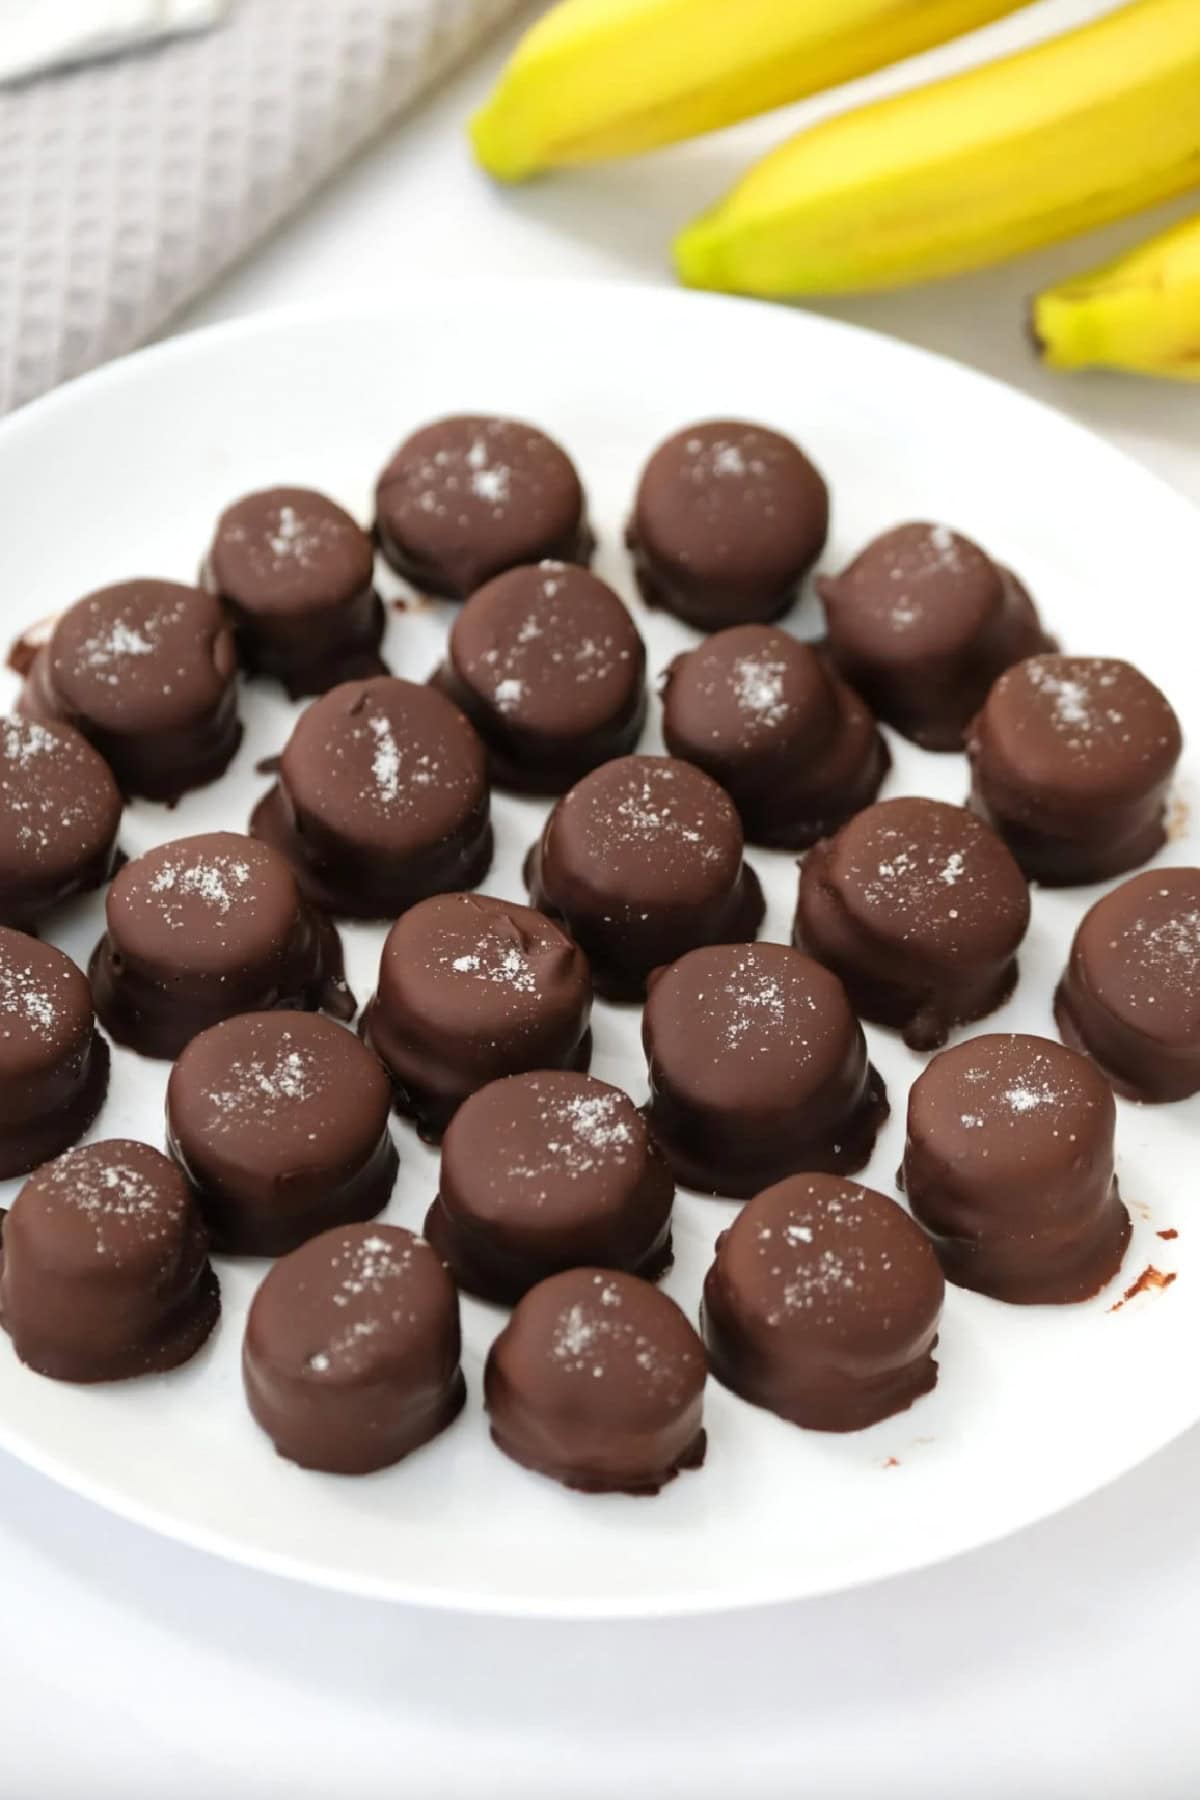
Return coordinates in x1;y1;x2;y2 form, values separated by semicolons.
4;5;1198;1794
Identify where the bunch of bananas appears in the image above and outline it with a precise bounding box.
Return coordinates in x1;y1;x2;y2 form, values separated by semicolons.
471;0;1200;382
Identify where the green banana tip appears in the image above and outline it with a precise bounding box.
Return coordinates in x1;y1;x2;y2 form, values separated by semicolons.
467;102;535;183
673;216;724;291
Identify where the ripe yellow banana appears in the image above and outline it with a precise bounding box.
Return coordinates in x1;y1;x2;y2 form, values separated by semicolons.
470;0;1031;181
674;0;1200;298
1032;212;1200;382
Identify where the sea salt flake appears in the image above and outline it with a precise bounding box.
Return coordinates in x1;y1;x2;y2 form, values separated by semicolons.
732;654;789;728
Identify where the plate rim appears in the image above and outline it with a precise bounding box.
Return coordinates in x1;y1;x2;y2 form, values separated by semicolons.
0;276;1196;1619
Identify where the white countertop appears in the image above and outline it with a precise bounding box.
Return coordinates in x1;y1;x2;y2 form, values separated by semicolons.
4;6;1198;1794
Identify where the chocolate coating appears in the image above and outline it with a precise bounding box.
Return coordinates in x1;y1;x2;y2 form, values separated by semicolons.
167;1012;397;1255
1055;867;1200;1103
204;486;386;697
902;1033;1131;1304
702;1174;944;1432
660;625;889;848
817;523;1051;750
243;1223;465;1474
18;579;241;802
361;892;592;1138
967;654;1183;885
0;715;122;929
431;562;646;793
0;1140;219;1383
484;1268;706;1495
642;943;887;1198
0;927;109;1179
90;831;352;1061
427;1071;674;1304
526;753;764;1001
794;796;1030;1051
251;676;493;920
375;415;592;598
627;420;828;630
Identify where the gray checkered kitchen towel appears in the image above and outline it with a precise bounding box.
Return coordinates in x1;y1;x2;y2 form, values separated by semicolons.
0;0;523;412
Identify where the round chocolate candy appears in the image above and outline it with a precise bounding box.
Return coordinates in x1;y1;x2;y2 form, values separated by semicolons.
0;927;109;1180
702;1174;944;1432
203;486;386;697
243;1223;465;1475
642;942;887;1198
660;624;889;848
902;1033;1131;1305
967;654;1182;885
251;676;492;920
431;562;646;793
18;579;241;802
0;1140;219;1383
167;1012;397;1255
426;1071;674;1304
794;796;1030;1052
1055;867;1200;1103
484;1267;706;1495
526;753;764;1001
0;715;122;930
626;420;829;630
374;415;592;598
816;522;1052;751
90;831;352;1061
360;891;592;1139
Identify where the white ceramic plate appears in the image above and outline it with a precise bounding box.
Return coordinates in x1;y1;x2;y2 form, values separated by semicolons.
0;281;1196;1618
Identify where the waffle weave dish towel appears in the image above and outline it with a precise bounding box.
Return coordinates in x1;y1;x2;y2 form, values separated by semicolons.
0;0;524;412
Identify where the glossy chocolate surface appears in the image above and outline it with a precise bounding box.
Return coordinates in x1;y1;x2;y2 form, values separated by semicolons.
427;1071;673;1304
361;891;591;1138
902;1032;1131;1304
526;753;764;1001
817;522;1051;750
90;831;352;1061
967;654;1182;885
794;796;1030;1051
375;415;591;598
660;624;888;848
0;926;109;1180
642;942;887;1198
204;486;386;697
432;562;645;793
1055;867;1200;1102
251;676;492;919
0;1140;218;1383
243;1223;464;1474
484;1268;706;1494
0;715;122;930
18;579;241;802
627;420;828;630
168;1011;397;1255
703;1173;944;1431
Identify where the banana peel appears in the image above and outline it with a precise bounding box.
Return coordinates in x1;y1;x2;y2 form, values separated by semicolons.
674;0;1200;298
1032;212;1200;382
471;0;1031;181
